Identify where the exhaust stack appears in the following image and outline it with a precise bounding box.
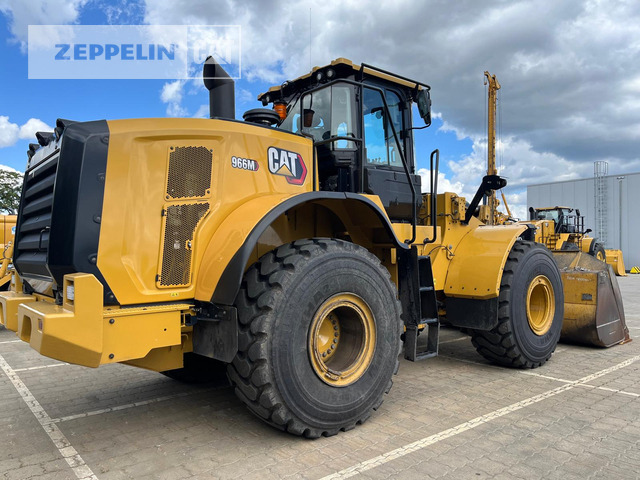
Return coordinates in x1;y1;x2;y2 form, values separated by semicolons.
203;56;235;119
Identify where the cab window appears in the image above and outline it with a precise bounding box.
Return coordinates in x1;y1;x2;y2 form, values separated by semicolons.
363;87;402;167
279;84;355;149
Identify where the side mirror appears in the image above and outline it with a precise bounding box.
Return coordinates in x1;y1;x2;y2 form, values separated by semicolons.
416;89;431;126
585;228;592;234
576;209;581;217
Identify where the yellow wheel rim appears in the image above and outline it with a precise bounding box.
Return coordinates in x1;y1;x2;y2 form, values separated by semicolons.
596;250;605;261
526;275;555;336
308;293;376;387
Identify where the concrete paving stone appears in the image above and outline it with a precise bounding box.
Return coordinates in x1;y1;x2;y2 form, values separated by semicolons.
24;472;77;480
430;451;472;471
2;464;47;480
503;462;545;480
0;275;639;479
134;466;192;480
468;456;506;476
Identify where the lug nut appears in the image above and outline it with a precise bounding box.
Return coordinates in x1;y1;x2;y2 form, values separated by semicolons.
334;332;339;337
333;325;338;331
333;338;337;344
322;352;327;358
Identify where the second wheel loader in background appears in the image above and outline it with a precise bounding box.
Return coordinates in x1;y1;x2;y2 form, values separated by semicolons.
0;58;629;437
479;71;629;348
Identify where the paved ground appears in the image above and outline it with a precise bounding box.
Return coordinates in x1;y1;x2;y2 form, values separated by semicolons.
1;276;639;480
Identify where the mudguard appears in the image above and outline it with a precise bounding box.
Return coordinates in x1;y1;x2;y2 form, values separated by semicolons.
195;192;406;305
444;224;528;300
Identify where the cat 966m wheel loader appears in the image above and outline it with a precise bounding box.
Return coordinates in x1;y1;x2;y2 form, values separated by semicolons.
0;58;628;437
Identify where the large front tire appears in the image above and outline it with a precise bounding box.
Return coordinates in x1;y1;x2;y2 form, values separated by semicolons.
591;242;606;262
471;241;564;368
228;238;402;438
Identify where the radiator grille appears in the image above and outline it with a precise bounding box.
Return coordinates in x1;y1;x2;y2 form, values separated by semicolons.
14;151;59;282
167;146;212;199
159;203;209;287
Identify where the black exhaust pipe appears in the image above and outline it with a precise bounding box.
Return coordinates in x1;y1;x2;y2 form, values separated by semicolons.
203;56;235;119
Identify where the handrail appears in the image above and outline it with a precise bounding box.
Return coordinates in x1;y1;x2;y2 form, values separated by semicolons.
424;149;439;244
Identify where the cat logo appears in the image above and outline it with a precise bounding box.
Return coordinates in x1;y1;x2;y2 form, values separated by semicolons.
267;146;307;185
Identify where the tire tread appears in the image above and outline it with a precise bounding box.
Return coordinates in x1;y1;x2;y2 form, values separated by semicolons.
228;238;402;438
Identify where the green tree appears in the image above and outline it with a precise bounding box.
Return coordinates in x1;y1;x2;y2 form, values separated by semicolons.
0;169;23;214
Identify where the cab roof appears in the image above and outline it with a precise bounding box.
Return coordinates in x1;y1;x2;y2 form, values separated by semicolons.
536;206;573;211
257;58;429;104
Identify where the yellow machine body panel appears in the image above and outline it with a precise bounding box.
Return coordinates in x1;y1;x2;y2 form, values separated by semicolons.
12;273;189;369
0;214;16;289
0;215;16;247
605;249;627;276
442;223;527;299
194;192;300;301
98;118;313;306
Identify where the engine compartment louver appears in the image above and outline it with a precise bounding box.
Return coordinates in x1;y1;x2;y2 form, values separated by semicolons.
158;203;210;287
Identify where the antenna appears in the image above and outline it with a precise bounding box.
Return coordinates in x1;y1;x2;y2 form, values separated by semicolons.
309;8;312;69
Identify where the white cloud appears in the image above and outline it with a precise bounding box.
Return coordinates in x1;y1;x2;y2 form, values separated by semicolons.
0;0;87;51
192;104;209;119
0;116;54;148
142;0;640;186
160;80;183;104
160;80;187;117
18;118;54;140
417;169;468;197
0;164;20;174
0;116;19;148
237;88;254;105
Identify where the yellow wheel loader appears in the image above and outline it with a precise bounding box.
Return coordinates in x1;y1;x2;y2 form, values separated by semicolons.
479;72;628;347
527;206;626;276
527;206;604;258
0;58;628;437
0;215;16;291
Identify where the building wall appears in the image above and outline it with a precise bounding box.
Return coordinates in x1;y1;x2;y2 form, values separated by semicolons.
527;172;640;269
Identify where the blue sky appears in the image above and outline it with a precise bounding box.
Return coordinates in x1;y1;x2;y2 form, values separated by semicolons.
1;1;639;221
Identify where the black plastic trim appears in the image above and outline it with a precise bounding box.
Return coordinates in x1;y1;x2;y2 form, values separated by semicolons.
446;296;499;331
211;191;408;305
44;120;115;303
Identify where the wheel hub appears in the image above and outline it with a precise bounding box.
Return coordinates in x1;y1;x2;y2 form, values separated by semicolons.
308;293;376;387
526;275;555;336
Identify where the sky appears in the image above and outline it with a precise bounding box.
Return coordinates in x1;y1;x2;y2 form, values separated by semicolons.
0;0;639;220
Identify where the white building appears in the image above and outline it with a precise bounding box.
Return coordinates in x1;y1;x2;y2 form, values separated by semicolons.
527;171;639;269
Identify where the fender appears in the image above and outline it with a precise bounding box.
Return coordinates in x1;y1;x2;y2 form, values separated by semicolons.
195;192;407;305
582;236;595;255
444;223;528;300
444;223;528;331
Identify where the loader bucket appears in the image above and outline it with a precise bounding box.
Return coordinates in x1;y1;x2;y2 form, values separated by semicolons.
553;251;630;347
605;249;627;276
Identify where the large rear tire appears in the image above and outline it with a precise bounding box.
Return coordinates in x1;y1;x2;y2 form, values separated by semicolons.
228;238;402;438
471;241;563;368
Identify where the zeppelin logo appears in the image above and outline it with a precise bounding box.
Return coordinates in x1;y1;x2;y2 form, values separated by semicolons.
231;156;259;171
267;147;307;185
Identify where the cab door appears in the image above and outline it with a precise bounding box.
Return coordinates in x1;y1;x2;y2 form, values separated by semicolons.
362;87;421;222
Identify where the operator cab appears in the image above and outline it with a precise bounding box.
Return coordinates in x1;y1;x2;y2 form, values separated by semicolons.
258;58;432;222
532;207;577;234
